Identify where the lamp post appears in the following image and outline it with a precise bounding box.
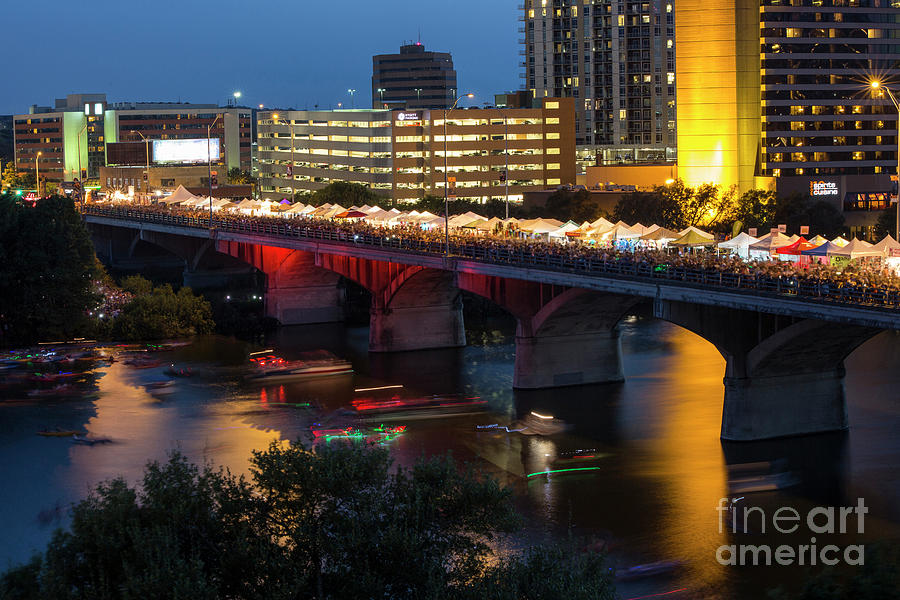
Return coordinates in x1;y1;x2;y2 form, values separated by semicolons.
272;113;295;200
207;114;222;226
130;130;151;204
34;151;42;197
348;89;356;109
377;88;386;107
443;93;475;256
871;80;900;241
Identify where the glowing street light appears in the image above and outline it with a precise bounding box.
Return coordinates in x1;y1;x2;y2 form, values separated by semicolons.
34;151;42;197
869;78;900;241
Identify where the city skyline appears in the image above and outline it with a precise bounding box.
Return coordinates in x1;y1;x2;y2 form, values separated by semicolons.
3;0;520;115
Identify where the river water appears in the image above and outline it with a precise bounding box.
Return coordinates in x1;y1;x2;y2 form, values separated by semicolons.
1;318;899;599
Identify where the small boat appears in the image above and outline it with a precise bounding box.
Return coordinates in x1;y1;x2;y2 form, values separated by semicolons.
27;384;79;397
27;372;79;383
37;429;84;437
516;411;570;436
145;380;174;390
125;359;162;369
164;365;194;377
353;394;486;421
71;435;113;445
311;425;406;440
615;560;683;581
246;351;352;383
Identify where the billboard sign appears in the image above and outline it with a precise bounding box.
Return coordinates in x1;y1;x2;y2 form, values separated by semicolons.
397;111;421;122
810;180;839;197
152;139;220;164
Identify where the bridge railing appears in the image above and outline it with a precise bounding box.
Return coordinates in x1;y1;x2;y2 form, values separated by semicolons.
82;205;900;310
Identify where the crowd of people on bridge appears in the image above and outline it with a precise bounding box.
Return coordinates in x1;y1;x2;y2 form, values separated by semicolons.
82;198;900;297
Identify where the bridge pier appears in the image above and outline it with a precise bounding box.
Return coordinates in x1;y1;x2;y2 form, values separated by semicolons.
721;369;847;441
514;329;624;389
264;252;344;325
369;300;465;353
657;299;878;441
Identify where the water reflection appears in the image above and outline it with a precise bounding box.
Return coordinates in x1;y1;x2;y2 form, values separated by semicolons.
0;322;898;600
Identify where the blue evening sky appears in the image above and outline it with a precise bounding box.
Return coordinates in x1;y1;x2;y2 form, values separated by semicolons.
4;0;521;115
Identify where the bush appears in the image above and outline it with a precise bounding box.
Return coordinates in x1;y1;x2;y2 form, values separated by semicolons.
111;279;214;340
0;442;616;600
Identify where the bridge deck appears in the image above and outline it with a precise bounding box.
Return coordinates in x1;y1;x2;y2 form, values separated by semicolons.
83;207;900;330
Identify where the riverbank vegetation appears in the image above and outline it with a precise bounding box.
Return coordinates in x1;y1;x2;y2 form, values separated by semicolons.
0;194;215;348
108;276;214;341
0;441;615;600
0;193;101;347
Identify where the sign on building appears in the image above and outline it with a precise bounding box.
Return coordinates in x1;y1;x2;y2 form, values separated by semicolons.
809;180;840;197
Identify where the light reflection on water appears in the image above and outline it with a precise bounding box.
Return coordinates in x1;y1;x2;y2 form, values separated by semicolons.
1;321;899;599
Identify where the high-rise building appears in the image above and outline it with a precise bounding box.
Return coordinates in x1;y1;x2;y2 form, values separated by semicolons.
13;93;251;188
675;0;900;235
522;0;677;169
257;98;576;204
372;43;457;110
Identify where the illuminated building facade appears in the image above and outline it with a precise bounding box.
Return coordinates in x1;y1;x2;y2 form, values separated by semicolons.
372;43;457;110
13;93;250;188
758;0;900;179
522;0;676;169
676;0;900;189
257;98;576;203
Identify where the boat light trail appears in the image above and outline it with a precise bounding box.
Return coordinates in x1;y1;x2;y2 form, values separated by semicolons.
622;588;687;600
526;467;603;478
530;411;553;419
354;384;404;392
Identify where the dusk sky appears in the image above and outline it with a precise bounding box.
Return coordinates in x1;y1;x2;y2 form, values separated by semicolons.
4;0;521;115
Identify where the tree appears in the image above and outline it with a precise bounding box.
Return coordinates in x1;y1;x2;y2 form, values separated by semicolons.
875;205;897;241
612;190;681;230
305;181;388;207
540;189;606;223
111;278;214;340
1;442;617;600
227;168;255;185
0;194;101;346
732;188;777;232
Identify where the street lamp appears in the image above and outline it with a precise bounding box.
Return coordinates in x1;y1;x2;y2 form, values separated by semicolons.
871;79;900;241
377;88;386;107
130;130;151;204
272;113;295;200
348;88;356;109
34;151;42;197
443;92;475;255
207;114;222;225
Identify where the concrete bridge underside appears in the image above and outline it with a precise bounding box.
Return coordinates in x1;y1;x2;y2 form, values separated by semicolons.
88;221;896;441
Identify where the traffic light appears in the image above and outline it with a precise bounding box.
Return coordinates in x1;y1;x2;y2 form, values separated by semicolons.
210;170;218;189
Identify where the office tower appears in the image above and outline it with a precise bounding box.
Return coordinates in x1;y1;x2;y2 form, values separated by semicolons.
522;0;676;169
257;98;576;203
372;43;458;110
675;0;900;235
13;93;251;187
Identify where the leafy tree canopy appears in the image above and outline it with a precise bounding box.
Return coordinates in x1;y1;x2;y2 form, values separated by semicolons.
111;276;214;341
0;193;101;346
0;442;616;600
